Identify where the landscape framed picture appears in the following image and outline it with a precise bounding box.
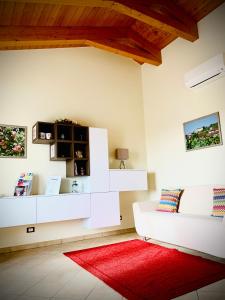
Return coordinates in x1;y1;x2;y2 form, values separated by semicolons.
0;124;27;158
183;112;223;151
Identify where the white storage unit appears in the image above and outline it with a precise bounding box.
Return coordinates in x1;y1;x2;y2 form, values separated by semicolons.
0;196;36;228
86;192;120;228
109;169;148;191
37;193;90;223
89;127;109;193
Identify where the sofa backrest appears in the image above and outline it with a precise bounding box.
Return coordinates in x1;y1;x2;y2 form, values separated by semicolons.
178;185;225;216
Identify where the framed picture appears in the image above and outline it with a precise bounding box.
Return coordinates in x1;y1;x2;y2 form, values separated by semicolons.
0;124;27;158
183;112;223;151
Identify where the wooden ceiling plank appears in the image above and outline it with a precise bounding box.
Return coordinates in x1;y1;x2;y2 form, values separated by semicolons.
0;1;15;25
0;25;129;40
0;39;87;50
128;29;161;62
86;39;161;65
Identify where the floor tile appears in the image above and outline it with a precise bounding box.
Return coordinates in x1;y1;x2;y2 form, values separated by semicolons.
173;291;198;300
54;269;101;299
0;294;18;300
86;283;123;300
197;279;225;293
197;291;225;300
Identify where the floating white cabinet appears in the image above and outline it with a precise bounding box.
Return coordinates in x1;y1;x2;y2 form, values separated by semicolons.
89;128;109;193
0;196;36;228
109;169;148;191
37;193;90;223
86;192;120;228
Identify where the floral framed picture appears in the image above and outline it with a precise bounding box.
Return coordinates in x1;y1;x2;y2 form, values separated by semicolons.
0;124;27;158
183;112;223;151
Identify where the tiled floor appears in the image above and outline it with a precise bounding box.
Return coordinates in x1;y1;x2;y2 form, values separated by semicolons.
0;233;224;300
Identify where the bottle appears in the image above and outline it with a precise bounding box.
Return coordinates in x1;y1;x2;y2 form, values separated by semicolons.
72;180;79;193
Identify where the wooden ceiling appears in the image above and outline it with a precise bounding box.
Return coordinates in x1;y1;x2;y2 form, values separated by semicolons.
0;0;224;65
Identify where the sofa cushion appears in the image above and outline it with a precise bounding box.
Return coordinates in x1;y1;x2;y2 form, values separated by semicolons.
157;189;182;213
212;188;225;217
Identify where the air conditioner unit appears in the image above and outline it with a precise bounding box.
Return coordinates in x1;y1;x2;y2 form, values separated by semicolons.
184;53;225;88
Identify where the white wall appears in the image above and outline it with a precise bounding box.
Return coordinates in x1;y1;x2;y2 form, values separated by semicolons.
0;47;146;247
142;3;225;201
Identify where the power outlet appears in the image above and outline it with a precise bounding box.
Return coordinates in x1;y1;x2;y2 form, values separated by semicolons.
120;215;122;221
26;227;35;233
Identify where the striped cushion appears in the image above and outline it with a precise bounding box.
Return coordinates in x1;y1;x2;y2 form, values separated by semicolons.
212;188;225;217
157;189;182;213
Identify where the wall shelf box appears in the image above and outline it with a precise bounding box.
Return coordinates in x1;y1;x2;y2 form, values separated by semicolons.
33;121;90;176
32;121;54;144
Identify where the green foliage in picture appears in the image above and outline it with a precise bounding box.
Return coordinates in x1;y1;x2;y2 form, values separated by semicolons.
0;125;27;158
183;113;223;151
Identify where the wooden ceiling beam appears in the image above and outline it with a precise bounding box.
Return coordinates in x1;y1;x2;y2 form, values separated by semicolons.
112;0;198;42
0;26;128;41
1;0;198;41
86;39;161;65
128;30;161;63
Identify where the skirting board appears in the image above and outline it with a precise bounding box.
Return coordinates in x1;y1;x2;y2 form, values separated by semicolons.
0;227;136;254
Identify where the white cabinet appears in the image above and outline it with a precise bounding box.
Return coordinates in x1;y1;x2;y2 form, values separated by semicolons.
37;193;90;223
0;196;36;228
86;192;120;228
89;128;109;192
109;169;148;191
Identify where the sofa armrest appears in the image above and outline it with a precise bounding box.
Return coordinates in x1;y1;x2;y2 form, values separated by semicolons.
133;200;158;213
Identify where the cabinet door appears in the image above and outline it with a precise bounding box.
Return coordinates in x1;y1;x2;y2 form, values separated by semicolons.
109;170;148;191
0;196;36;228
37;193;90;223
89;128;109;192
86;192;120;228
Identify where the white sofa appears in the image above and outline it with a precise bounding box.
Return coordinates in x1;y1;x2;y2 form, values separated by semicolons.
133;185;225;258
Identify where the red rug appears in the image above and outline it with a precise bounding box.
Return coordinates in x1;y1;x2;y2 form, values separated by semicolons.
64;239;225;300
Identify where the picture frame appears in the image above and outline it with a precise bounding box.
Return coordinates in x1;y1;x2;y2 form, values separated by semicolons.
0;124;27;158
183;112;223;151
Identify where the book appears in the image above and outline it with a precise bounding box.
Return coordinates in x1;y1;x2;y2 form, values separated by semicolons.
14;172;33;196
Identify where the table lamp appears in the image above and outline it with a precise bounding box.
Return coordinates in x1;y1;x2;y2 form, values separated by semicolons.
115;148;129;169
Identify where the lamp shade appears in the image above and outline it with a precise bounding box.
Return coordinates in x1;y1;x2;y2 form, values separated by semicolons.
115;148;129;160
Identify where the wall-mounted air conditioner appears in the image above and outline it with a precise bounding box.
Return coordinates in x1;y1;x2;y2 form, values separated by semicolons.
184;53;225;88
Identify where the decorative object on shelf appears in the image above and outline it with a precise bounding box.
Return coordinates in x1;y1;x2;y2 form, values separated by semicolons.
74;161;78;176
55;118;80;125
0;124;27;158
40;132;46;139
46;132;52;140
75;150;83;158
60;133;65;140
183;112;223;151
72;180;79;193
14;172;33;196
115;148;129;169
45;176;61;195
80;167;85;176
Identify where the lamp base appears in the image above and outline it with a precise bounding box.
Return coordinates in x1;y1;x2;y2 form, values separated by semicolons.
119;160;126;169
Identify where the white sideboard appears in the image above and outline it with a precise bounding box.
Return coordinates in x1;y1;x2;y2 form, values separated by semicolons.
37;193;90;223
0;196;36;228
109;169;148;191
86;192;120;228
